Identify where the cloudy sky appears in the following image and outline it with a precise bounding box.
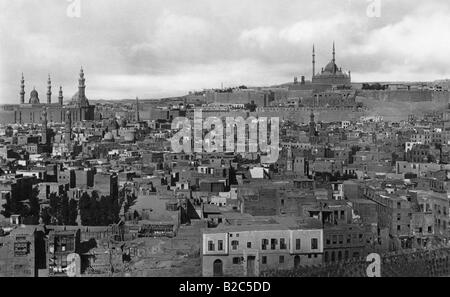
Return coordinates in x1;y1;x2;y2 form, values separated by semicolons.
1;0;450;104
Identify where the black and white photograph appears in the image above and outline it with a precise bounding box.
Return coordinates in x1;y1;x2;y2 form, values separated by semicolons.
1;0;450;286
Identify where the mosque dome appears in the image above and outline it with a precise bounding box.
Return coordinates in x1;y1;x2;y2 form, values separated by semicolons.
71;91;89;105
29;88;40;104
324;61;338;73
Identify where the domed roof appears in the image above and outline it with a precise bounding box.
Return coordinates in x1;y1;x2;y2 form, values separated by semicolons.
71;91;89;102
29;88;40;104
324;61;338;73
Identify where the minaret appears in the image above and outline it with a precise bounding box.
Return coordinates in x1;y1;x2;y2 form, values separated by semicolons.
58;86;64;105
286;146;293;172
312;44;316;78
309;110;316;139
78;67;86;105
20;73;25;104
332;41;336;74
65;110;72;145
41;109;48;145
135;96;140;122
47;74;52;104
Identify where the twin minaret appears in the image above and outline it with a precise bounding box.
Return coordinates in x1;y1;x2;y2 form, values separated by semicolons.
135;96;140;122
47;75;52;104
19;69;85;106
20;73;25;104
312;41;337;76
312;45;316;78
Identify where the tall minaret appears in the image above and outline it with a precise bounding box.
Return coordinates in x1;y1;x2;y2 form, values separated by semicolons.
47;74;52;104
65;110;72;145
312;44;316;78
332;41;336;74
135;97;140;122
309;110;316;139
41;109;48;145
20;73;25;104
58;86;64;105
78;67;86;104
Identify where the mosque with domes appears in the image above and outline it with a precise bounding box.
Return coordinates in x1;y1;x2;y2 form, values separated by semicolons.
289;42;352;93
312;42;351;86
0;68;95;124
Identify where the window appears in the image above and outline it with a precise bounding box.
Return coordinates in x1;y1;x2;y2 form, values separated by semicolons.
332;235;337;245
296;239;301;250
397;225;401;231
311;238;318;250
271;239;277;250
207;241;214;251
218;240;224;251
231;240;239;250
232;257;241;265
326;237;331;245
280;238;287;250
397;202;401;209
14;242;29;256
279;256;285;264
261;239;268;250
338;235;344;245
262;256;267;264
247;242;252;249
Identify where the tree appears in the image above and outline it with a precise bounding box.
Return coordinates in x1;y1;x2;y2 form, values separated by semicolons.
68;199;78;226
60;193;70;225
90;191;101;226
41;207;52;225
99;195;111;226
49;193;59;221
28;187;40;225
1;194;14;218
79;192;92;226
123;193;138;214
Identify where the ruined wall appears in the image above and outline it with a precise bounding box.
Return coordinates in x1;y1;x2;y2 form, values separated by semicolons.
359;90;434;102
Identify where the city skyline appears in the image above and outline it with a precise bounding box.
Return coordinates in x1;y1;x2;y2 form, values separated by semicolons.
1;0;450;104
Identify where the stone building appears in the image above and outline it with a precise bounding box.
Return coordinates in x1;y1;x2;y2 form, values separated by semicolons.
0;68;95;125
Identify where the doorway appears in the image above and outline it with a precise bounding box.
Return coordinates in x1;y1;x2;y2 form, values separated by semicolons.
294;255;301;269
247;256;256;276
213;259;223;277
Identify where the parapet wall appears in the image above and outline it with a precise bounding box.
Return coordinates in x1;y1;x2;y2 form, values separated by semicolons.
358;90;450;102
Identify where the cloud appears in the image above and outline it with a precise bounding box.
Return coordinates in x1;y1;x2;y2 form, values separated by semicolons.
1;0;450;104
